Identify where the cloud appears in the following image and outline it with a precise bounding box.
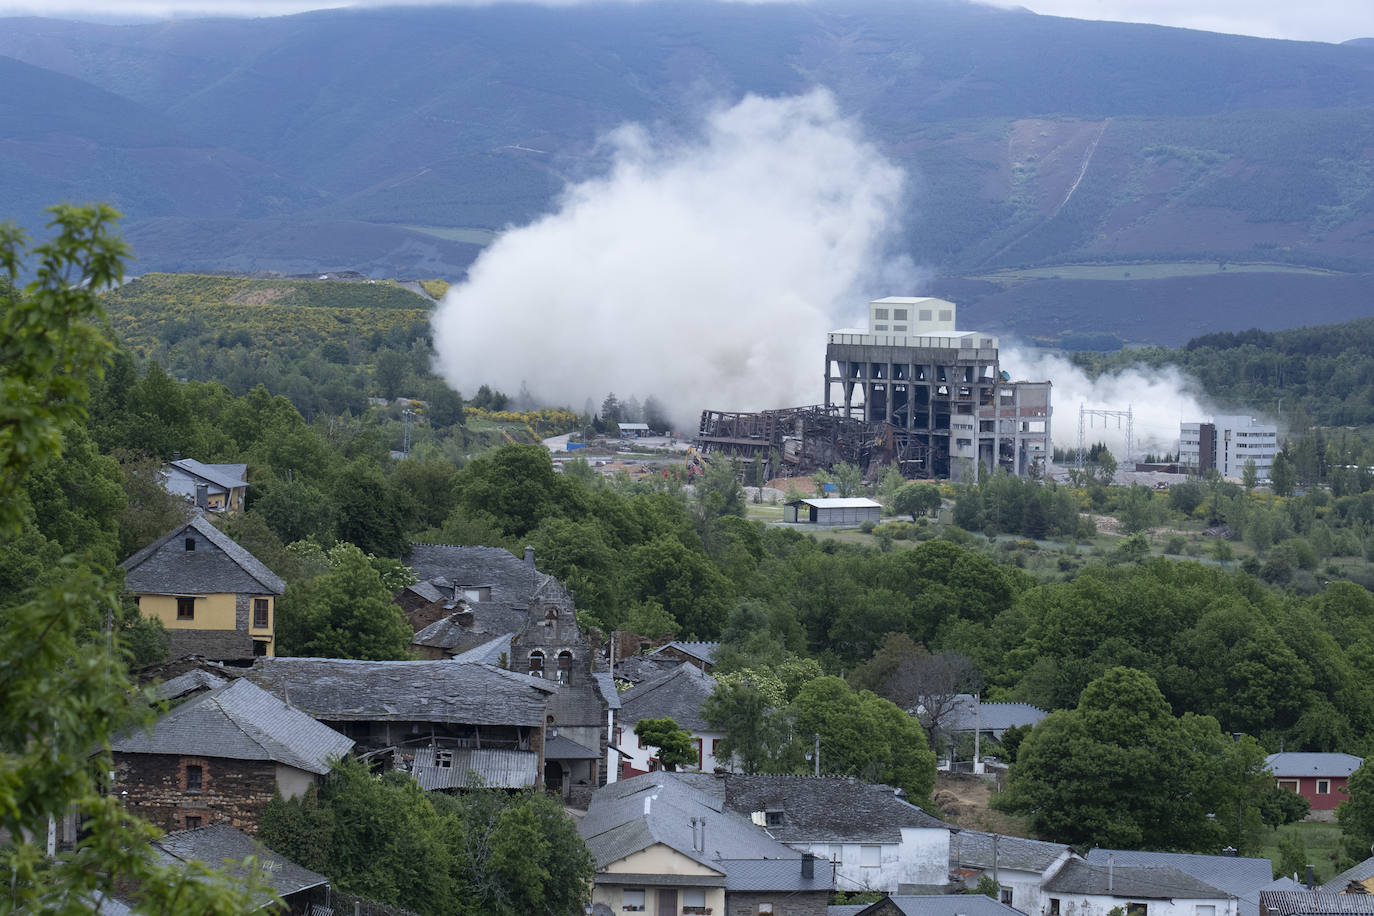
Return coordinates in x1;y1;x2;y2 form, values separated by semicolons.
1000;346;1217;461
430;89;913;430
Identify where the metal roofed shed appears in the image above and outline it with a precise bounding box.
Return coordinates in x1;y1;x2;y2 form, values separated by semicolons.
784;497;883;526
410;746;538;790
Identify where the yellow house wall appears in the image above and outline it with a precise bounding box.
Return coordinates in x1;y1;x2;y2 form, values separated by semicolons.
249;597;274;638
595;845;725;916
139;593;238;630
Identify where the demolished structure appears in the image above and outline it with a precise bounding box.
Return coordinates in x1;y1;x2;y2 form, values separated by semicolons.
698;297;1052;480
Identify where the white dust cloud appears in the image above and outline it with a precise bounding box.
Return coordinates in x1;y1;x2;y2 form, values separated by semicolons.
1001;347;1215;460
430;89;912;430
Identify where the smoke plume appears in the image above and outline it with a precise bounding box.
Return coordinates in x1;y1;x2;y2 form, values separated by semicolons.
430;89;912;430
1000;347;1214;461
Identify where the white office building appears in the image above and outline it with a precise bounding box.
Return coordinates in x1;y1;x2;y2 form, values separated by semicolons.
1180;415;1278;481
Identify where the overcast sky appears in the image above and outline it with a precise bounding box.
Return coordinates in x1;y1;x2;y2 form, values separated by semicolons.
1;0;1371;44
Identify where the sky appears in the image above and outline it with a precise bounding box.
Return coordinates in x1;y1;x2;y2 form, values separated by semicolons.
2;0;1372;44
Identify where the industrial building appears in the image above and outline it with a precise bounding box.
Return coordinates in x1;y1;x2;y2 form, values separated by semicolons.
697;296;1052;481
1180;415;1278;481
824;297;1052;480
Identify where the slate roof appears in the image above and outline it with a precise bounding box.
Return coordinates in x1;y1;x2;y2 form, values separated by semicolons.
945;696;1049;733
410;746;538;790
651;641;720;666
155;824;326;905
122;515;285;596
412;613;521;655
609;653;681;686
1320;855;1374;893
167;459;248;494
580;772;830;893
444;633;515;665
1087;849;1274;916
955;831;1070;873
405;544;542;604
167;628;256;662
620;663;717;733
673;772;951;843
594;673;622;710
247;657;554;726
1044;858;1229;899
155;668;229;702
853;895;1030;916
1266;753;1363;778
1260;892;1374;916
111;678;353;774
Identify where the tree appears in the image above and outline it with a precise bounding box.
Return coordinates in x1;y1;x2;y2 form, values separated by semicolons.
276;543;415;659
887;649;983;752
0;205;259;912
702;679;792;775
1243;459;1259;493
1338;764;1374;863
894;482;942;521
997;667;1269;851
374;349;409;400
634;717;697;771
1271;451;1297;498
1095;450;1118;486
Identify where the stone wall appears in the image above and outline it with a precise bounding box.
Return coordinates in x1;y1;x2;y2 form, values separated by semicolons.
112;752;280;834
725;891;830;916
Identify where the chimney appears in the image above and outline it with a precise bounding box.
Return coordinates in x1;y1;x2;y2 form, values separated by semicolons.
1108;853;1114;894
524;546;535;567
802;854;815;880
1307;865;1315;889
454;610;474;628
194;483;209;510
699;818;706;854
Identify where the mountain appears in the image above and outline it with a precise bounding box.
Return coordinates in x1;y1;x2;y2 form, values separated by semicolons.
4;1;1374;342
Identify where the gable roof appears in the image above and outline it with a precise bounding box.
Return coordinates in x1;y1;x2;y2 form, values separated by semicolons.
111;678;353;774
121;515;285;596
1087;849;1274;916
247;657;554;727
1044;858;1229;900
674;772;951;843
945;696;1049;732
444;633;515;665
1266;753;1363;778
855;895;1030;916
167;459;248;493
955;830;1070;874
405;544;541;604
651;641;720;666
788;497;884;509
580;772;830;893
1260;891;1374;916
155;824;326;905
620;663;716;733
1319;856;1374;893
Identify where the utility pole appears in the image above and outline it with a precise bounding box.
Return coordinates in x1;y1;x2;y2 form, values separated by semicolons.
813;733;820;777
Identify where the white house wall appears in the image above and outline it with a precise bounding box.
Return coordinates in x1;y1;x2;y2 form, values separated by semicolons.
794;828;949;894
625;729;727;774
1052;893;1238;916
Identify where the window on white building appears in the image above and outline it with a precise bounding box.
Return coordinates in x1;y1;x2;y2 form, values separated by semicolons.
683;888;708;913
829;844;844;864
860;845;880;868
1001;888;1014;906
1127;903;1148;916
1196;905;1216;916
622;888;645;912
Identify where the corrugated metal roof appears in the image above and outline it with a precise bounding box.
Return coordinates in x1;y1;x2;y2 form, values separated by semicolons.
1266;753;1363;778
111;678;353;774
788;498;884;509
410;746;538;790
1260;891;1374;915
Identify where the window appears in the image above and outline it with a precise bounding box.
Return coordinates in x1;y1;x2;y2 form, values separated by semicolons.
861;845;880;868
919;309;932;321
694;737;703;770
185;764;203;793
1001;888;1014;906
252;640;269;657
1127;903;1148;916
436;751;453;768
1196;906;1216;916
939;309;952;322
557;650;572;685
184;815;202;829
759;905;775;915
528;651;544;677
683;889;707;913
829;844;844;864
1050;900;1061;916
184;537;195;551
874;308;889;320
1278;779;1299;793
176;596;195;620
614;727;623;747
765;810;785;828
621;889;645;912
874;324;888;331
1317;779;1331;794
894;324;907;332
253;598;269;627
893;308;908;320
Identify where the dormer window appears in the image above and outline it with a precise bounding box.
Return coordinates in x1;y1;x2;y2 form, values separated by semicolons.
765;809;785;828
528;651;544;678
184;537;195;551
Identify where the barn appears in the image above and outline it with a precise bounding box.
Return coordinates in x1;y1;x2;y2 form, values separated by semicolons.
783;497;883;526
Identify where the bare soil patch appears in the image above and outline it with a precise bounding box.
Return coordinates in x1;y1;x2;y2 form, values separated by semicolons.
932;773;1033;837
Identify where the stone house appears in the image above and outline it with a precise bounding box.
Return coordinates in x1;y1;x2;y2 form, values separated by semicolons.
246;656;556;791
121;515;285;661
109;677;352;833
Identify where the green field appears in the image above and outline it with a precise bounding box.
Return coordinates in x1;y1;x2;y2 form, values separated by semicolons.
970;261;1345;282
1259;821;1346;884
400;225;498;246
